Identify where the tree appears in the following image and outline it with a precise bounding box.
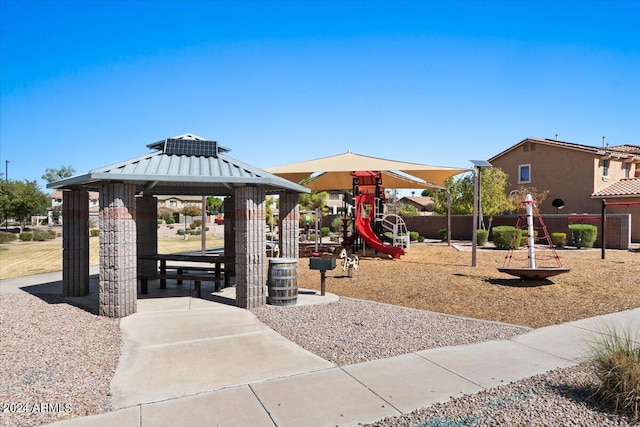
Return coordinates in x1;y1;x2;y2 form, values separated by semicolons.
432;167;511;224
507;186;550;214
477;167;511;228
183;204;201;217
265;196;277;231
298;192;328;212
42;165;76;183
0;180;49;231
400;203;419;216
433;174;474;215
206;196;223;215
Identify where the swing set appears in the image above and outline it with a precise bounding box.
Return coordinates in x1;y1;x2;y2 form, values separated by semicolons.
600;199;640;259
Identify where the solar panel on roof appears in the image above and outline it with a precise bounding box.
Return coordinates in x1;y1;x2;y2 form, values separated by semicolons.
164;139;219;157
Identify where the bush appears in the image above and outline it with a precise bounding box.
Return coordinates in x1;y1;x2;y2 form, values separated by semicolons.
90;229;100;237
19;232;33;242
32;230;52;241
438;229;447;241
409;231;419;241
590;325;640;421
47;229;57;239
0;232;17;244
321;226;330;237
551;232;567;248
492;226;522;249
191;219;202;229
569;224;598;248
177;229;186;235
417;235;425;243
476;229;489;246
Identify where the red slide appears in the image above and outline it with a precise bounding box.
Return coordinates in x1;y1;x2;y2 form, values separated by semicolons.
355;215;405;259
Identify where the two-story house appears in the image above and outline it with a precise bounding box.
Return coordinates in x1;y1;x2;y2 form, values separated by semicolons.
488;137;640;241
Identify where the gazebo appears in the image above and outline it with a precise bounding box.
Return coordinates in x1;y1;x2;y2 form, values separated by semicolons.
48;134;309;318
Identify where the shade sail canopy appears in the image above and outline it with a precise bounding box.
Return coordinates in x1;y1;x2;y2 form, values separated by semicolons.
265;151;469;191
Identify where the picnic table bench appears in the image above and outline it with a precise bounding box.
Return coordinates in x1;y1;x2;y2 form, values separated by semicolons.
137;253;234;297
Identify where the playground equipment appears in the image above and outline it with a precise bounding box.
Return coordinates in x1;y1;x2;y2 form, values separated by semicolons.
498;194;571;280
342;171;407;259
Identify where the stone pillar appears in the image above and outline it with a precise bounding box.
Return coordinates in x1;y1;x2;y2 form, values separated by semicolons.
234;186;266;309
223;196;235;268
99;183;137;317
136;195;158;275
278;191;300;259
62;190;89;297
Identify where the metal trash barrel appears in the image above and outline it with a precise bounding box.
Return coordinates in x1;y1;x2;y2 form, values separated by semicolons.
267;258;298;306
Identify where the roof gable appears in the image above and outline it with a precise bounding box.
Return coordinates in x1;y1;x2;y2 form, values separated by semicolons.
489;137;640;163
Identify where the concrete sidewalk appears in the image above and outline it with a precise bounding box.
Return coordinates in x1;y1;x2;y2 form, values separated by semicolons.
3;272;639;427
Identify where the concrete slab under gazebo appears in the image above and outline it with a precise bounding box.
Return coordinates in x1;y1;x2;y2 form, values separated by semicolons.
48;134;309;318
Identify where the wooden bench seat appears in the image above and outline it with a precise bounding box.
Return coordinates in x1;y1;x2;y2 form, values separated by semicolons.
166;265;234;289
137;272;220;297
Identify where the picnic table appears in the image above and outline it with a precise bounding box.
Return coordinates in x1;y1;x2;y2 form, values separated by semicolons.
137;253;233;296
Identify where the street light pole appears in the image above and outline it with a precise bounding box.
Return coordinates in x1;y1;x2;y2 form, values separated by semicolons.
470;160;492;267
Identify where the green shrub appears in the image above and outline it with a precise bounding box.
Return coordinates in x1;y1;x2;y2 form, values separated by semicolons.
162;213;175;225
47;230;57;239
476;229;489;246
177;229;186;235
589;325;640;421
157;219;164;225
569;224;598;248
32;230;51;241
551;232;567;248
492;226;522;249
321;226;330;237
438;228;447;241
19;232;33;242
0;232;17;244
191;219;202;229
417;235;425;243
90;229;100;237
409;231;419;241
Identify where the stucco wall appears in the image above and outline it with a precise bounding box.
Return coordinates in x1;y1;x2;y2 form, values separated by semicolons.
490;142;602;215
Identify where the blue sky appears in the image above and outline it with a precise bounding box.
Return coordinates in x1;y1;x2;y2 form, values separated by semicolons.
1;0;638;192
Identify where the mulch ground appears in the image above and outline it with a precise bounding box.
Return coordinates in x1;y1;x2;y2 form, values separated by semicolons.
294;244;640;328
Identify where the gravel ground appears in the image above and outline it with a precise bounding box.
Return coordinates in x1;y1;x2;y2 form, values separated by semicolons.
1;291;635;426
362;363;637;426
253;298;637;426
252;297;530;365
0;294;121;427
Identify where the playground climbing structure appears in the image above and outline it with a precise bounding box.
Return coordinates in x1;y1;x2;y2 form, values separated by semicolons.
342;171;407;259
498;194;570;280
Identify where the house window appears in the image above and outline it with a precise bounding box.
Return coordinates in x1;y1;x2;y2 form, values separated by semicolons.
518;164;531;183
169;200;177;207
602;159;609;177
624;163;631;178
523;142;536;152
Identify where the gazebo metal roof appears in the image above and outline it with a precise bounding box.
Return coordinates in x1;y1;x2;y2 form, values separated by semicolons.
48;133;310;196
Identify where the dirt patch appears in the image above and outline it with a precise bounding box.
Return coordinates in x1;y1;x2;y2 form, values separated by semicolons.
295;244;640;328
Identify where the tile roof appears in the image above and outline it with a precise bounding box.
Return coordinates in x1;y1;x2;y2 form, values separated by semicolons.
591;178;640;198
